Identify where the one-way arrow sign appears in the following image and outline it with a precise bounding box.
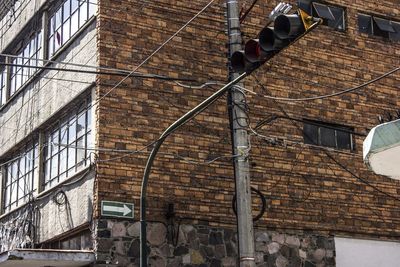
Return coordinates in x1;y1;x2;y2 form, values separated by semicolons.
101;201;134;219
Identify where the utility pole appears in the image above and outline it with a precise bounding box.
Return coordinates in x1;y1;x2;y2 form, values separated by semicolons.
226;1;255;266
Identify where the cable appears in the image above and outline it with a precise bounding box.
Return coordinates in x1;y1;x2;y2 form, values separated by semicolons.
247;66;400;102
0;62;196;82
232;186;266;221
95;0;217;106
239;0;259;23
252;75;400;203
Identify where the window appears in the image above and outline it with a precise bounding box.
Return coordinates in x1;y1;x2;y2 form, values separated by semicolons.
3;142;38;213
303;120;354;150
48;0;97;57
43;96;92;190
9;30;42;98
358;14;400;41
298;0;345;30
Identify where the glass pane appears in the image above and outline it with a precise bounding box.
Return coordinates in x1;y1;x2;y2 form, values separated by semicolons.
86;131;93;149
50;15;55;34
11;182;17;203
18;176;25;200
51;155;59;179
76;137;85;165
68;146;76;170
87;105;92;129
6;165;12;185
55;29;62;50
19;156;26;176
303;123;318;145
390;22;400;41
11;161;18;181
44;160;50;182
49;35;54;57
71;11;79;36
320;127;336;148
77;111;86;137
337;130;351;150
89;0;96;17
55;9;62;29
52;130;60;154
62;19;70;44
79;1;88;27
63;0;71;22
60;123;68;145
59;148;67;175
4;185;10;207
358;14;372;34
69;118;77;143
27;172;33;192
373;17;395;32
71;0;79;12
312;3;335;21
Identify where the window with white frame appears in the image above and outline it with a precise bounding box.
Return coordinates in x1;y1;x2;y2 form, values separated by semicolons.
48;0;97;57
3;142;38;213
9;30;42;98
43;96;92;190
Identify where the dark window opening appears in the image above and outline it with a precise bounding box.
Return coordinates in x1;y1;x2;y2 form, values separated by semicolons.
298;0;346;31
303;120;354;150
358;13;400;41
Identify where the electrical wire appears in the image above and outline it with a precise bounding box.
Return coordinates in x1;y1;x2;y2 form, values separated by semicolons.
0;62;196;82
94;0;217;106
239;0;259;23
252;75;400;203
246;66;400;102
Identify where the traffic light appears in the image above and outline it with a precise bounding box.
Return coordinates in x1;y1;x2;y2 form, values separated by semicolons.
231;9;321;73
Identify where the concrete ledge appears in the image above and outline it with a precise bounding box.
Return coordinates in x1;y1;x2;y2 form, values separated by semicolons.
0;249;95;267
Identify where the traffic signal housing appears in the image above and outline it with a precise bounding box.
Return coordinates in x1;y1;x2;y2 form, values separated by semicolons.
231;9;321;73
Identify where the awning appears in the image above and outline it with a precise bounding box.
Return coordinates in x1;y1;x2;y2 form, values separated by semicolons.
0;249;95;267
363;119;400;180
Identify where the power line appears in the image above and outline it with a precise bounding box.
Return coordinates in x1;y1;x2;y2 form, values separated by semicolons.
0;62;196;82
94;0;217;106
244;66;400;102
252;75;400;203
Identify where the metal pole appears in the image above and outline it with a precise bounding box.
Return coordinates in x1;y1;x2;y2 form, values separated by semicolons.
140;72;248;267
226;0;256;266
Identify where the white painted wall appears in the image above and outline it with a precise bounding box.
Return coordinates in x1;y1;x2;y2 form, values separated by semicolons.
335;237;400;267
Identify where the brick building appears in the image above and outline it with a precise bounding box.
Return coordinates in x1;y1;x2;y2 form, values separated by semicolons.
0;0;399;266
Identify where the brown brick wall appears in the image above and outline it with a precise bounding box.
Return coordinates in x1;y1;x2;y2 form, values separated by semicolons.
95;0;400;239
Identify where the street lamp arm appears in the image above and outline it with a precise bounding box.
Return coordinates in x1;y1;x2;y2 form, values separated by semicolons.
140;71;248;267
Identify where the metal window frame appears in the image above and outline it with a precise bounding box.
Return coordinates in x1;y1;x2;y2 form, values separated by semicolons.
389;21;400;41
48;0;95;58
312;2;335;21
2;142;38;213
304;1;346;31
8;29;42;99
303;120;354;150
373;17;395;33
43;96;92;190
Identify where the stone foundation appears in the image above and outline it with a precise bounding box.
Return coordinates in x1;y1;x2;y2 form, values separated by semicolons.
94;219;335;267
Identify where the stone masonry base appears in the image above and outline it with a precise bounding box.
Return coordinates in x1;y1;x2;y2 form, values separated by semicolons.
93;219;335;267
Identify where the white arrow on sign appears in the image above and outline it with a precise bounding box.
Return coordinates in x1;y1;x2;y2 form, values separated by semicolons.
103;204;132;216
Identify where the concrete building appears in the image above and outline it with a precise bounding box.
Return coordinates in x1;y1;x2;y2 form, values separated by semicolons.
0;0;399;266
